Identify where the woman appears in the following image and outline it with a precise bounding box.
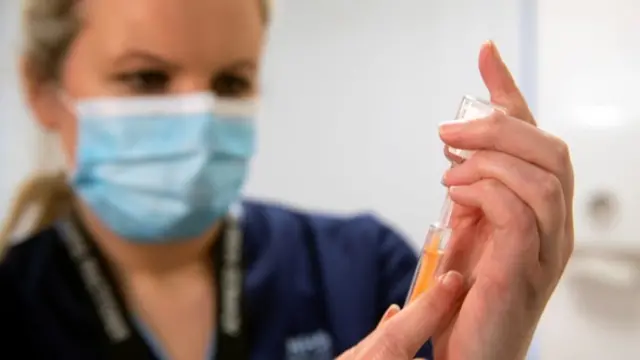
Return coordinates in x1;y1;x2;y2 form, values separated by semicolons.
0;0;574;359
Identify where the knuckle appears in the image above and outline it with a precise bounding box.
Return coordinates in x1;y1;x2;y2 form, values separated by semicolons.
539;173;563;201
479;178;536;231
484;112;507;138
478;178;504;203
551;136;571;170
514;205;537;233
508;205;537;233
507;204;536;232
479;178;501;192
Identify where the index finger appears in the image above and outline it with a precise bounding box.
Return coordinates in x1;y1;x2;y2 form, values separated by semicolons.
479;41;535;125
375;271;465;358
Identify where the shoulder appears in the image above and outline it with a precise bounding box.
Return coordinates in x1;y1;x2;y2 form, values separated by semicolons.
0;227;63;293
0;227;116;357
241;199;418;306
0;228;65;347
0;228;69;317
241;199;417;262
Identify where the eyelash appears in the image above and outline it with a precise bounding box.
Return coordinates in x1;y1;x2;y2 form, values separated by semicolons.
115;69;253;97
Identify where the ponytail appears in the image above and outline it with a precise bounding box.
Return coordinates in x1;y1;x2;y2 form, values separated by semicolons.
0;172;72;259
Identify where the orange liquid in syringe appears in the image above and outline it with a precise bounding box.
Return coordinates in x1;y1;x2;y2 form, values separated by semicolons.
407;232;444;304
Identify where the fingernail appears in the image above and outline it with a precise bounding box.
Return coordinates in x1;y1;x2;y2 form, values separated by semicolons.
438;271;461;289
448;147;473;160
439;120;465;136
385;304;400;316
482;39;494;51
489;40;504;63
378;304;400;326
441;169;451;184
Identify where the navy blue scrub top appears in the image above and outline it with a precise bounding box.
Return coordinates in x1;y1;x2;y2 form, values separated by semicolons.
0;200;432;359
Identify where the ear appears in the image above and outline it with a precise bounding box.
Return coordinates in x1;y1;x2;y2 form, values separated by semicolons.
20;56;67;131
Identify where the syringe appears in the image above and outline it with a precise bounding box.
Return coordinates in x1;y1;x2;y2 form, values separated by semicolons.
404;95;501;305
404;193;455;304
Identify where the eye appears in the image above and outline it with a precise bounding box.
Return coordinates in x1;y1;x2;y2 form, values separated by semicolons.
116;69;170;94
212;73;252;98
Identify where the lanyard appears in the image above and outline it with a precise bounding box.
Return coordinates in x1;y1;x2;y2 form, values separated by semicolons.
57;214;248;360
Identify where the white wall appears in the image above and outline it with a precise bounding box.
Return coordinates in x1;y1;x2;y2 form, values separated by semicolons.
535;0;640;358
0;0;43;218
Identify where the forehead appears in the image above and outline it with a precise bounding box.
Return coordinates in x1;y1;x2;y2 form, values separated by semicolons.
80;0;263;64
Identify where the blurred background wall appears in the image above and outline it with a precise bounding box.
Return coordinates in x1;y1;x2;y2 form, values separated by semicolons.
1;0;639;358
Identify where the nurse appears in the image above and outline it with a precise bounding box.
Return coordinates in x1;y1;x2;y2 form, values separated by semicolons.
0;0;574;359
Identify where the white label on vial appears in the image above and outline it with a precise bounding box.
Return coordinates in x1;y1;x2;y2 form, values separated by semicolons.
450;101;495;159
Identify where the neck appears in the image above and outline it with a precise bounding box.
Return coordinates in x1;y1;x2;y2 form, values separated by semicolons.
75;202;223;277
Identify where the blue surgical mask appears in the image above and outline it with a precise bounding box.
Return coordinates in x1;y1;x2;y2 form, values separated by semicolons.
69;92;257;243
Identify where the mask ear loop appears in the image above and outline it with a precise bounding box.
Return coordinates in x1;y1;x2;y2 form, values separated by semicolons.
57;90;78;116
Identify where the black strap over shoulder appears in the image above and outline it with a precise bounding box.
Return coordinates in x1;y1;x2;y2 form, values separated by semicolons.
214;217;249;359
57;213;248;360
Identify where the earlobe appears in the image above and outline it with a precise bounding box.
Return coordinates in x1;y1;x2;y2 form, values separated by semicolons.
19;56;62;131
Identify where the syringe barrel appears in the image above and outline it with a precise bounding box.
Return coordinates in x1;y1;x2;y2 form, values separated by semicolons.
436;193;454;230
404;224;452;305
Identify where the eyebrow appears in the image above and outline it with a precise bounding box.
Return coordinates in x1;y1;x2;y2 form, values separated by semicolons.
113;50;257;72
221;59;258;73
113;50;180;70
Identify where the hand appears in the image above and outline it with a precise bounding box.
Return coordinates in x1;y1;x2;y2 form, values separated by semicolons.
435;41;575;359
337;271;465;360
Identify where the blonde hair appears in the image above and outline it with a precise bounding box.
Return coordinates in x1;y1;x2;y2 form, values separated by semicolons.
0;0;272;258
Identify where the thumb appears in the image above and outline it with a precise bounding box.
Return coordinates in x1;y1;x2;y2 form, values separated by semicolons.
357;271;465;359
478;40;535;124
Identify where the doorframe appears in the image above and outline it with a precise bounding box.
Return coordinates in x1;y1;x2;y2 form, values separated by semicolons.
518;0;538;116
